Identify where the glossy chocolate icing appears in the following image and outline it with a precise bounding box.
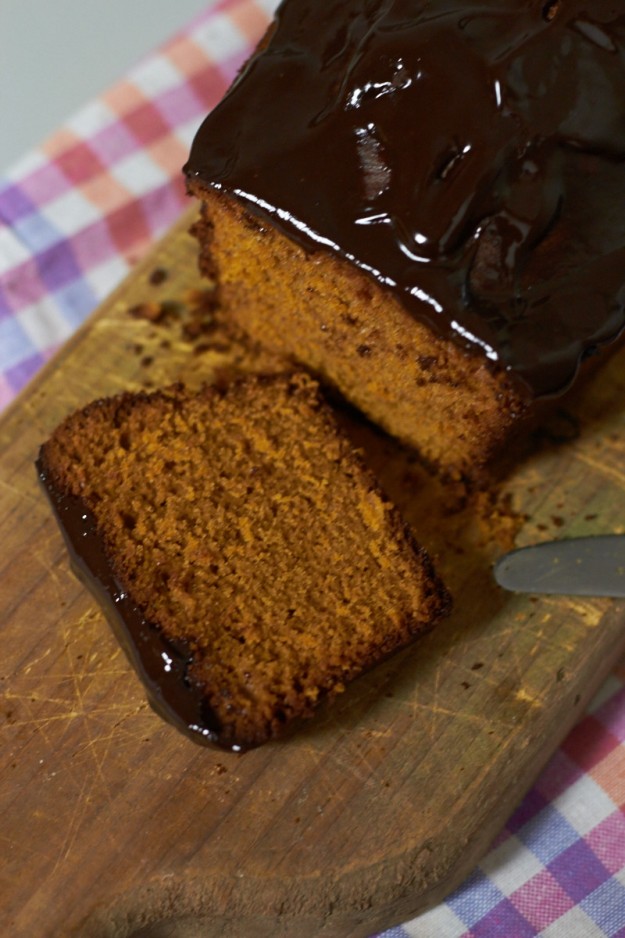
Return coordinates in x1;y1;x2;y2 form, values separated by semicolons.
185;0;625;397
37;461;243;752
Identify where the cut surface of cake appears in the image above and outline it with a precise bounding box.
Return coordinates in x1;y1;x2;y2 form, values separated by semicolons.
38;373;450;751
184;0;625;479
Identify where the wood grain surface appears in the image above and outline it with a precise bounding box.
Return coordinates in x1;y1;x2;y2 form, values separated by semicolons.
2;208;625;938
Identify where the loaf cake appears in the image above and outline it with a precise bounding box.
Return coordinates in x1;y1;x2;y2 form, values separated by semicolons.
37;373;450;751
184;0;625;480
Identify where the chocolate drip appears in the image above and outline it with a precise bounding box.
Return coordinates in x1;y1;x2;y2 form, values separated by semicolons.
185;0;625;397
37;461;242;752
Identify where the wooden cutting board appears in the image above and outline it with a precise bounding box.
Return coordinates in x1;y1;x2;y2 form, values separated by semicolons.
3;207;625;938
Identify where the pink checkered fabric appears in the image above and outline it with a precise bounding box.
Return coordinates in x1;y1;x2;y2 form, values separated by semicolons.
0;0;277;410
2;1;625;935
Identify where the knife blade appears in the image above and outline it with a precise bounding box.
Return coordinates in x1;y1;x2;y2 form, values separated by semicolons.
493;535;625;597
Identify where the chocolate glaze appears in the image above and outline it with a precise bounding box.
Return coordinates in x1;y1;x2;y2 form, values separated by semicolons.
37;460;244;752
185;0;625;398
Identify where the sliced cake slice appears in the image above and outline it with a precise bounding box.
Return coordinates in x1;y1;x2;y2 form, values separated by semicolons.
37;373;450;751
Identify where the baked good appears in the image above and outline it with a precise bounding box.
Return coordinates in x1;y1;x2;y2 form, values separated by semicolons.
184;0;625;480
37;373;450;751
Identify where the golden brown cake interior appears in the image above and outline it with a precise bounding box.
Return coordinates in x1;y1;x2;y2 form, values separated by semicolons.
190;188;527;481
39;373;450;749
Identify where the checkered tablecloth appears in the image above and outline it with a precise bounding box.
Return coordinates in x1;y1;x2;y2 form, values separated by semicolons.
2;1;625;935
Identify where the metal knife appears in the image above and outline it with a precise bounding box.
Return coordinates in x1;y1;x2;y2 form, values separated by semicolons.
493;535;625;597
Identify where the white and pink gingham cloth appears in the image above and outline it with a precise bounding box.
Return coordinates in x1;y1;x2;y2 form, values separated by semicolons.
2;2;625;935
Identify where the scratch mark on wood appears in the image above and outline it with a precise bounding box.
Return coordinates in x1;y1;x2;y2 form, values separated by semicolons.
50;770;92;877
575;451;625;488
0;474;41;505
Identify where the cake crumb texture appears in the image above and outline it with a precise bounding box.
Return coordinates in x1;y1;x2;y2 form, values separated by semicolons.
190;195;525;481
39;373;450;749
